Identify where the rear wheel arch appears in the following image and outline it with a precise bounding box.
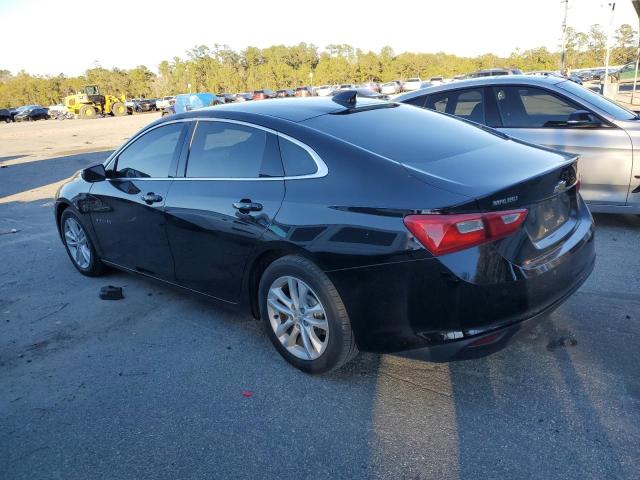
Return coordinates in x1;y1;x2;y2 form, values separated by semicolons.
244;245;327;320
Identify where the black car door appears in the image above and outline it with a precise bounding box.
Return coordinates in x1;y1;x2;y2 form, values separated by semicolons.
164;119;285;303
89;121;190;279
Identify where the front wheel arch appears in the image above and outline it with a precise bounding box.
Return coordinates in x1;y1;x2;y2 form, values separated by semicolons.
55;201;70;237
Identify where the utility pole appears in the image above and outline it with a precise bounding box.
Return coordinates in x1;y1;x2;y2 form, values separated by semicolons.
603;2;616;96
631;0;640;105
560;0;569;75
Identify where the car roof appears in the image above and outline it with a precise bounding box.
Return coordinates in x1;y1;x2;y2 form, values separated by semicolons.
167;96;389;122
395;74;566;102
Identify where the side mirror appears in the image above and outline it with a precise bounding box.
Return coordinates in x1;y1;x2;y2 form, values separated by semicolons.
567;110;601;127
81;163;106;183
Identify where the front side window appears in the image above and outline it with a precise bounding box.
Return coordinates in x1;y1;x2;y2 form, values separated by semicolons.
186;121;282;178
558;79;636;120
453;90;484;123
493;86;579;128
115;123;185;178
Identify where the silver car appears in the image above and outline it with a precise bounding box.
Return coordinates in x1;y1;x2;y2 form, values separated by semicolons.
396;75;640;214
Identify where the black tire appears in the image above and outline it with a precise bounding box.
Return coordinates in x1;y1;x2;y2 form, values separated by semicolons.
60;209;104;276
79;104;97;119
258;255;358;374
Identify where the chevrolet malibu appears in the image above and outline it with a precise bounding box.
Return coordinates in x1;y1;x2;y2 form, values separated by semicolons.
54;92;595;373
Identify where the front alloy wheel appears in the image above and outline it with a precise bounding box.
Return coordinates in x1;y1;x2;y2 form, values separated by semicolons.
64;217;91;269
60;209;104;276
267;276;329;360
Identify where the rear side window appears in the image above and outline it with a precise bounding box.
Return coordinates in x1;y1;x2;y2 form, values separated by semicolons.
493;86;578;128
425;88;484;123
186;121;282;178
115;123;185;178
425;92;449;112
403;95;427;108
278;137;317;176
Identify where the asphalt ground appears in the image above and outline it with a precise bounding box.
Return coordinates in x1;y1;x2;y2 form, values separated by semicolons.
0;118;639;479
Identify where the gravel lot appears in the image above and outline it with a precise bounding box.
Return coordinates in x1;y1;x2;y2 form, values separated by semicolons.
1;116;639;480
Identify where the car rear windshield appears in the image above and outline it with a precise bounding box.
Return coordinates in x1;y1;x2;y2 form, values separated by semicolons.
557;80;637;120
303;104;503;166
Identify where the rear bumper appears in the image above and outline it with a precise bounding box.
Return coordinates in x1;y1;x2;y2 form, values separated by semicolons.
395;251;594;362
327;203;595;358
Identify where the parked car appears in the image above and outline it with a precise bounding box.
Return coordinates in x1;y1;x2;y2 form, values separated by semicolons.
575;70;595;82
468;68;522;78
217;93;237;103
55;93;594;373
0;108;12;123
156;96;176;110
11;105;40;120
294;86;313;97
396;75;640;214
403;77;422;91
276;89;294;98
127;98;157;113
329;88;389;100
140;98;157;111
14;106;49;122
161;93;222;116
234;92;254;102
253;89;276;100
612;61;640;85
429;76;445;85
380;81;402;95
360;82;381;93
315;85;338;97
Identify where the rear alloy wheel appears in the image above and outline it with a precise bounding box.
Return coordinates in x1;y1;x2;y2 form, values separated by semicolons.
267;276;330;361
79;105;97;119
259;255;358;373
60;210;104;276
111;102;126;116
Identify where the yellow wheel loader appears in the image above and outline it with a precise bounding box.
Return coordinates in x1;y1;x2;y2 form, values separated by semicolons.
64;85;127;119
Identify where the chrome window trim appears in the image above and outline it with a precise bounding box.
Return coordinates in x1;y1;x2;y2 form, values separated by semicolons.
105;117;328;181
104;118;192;170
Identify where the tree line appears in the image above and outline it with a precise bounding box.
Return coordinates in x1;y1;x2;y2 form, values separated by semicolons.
0;23;637;108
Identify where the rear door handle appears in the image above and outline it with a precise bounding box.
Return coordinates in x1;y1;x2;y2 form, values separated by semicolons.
141;192;163;204
232;200;263;212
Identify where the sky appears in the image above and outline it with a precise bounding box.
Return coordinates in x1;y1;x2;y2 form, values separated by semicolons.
1;0;638;76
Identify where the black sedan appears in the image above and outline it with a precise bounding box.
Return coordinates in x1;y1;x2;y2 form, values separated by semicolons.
0;108;12;122
14;106;49;121
54;92;595;373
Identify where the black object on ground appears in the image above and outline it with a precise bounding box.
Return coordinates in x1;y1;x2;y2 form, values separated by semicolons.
99;285;124;300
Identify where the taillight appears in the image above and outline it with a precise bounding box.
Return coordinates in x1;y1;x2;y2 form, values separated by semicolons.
403;209;528;256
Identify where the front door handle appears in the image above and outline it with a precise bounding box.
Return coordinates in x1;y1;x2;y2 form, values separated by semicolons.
141;192;163;205
232;200;263;212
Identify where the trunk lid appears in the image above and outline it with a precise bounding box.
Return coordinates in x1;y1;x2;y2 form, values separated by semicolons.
404;139;580;264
